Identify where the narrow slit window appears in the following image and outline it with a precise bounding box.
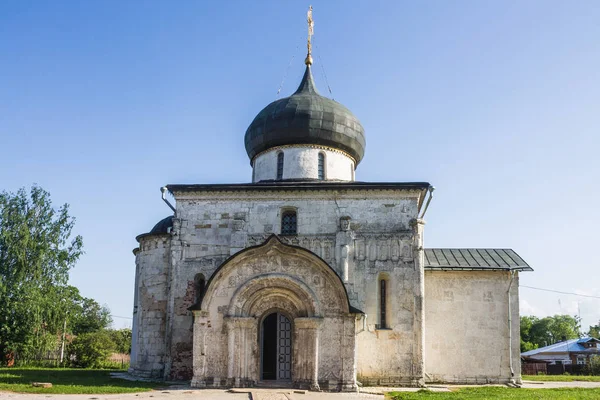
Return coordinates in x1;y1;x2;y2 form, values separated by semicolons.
281;211;297;235
277;152;284;180
380;279;387;329
318;153;325;180
194;274;206;305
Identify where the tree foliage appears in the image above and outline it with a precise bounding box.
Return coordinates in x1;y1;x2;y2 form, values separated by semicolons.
70;297;112;335
108;329;132;354
588;323;600;339
68;331;115;368
0;186;83;362
587;355;600;375
520;314;582;352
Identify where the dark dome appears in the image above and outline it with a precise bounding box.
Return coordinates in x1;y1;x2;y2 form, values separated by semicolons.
136;215;173;242
245;66;366;165
149;216;173;235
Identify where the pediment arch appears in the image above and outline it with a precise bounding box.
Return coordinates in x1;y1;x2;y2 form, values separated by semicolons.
201;235;351;317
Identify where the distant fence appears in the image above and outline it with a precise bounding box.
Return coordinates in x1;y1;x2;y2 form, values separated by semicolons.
548;364;586;375
523;362;587;375
11;351;130;368
522;362;547;375
108;353;130;369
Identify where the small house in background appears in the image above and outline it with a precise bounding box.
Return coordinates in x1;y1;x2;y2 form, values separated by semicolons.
522;337;600;366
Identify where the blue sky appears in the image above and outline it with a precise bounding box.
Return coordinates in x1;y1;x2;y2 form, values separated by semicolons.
1;1;599;330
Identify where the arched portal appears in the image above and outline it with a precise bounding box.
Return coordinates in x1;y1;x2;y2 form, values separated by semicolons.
261;312;292;381
191;235;359;391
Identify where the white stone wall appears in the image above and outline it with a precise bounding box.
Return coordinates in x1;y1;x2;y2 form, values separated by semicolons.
252;147;355;182
192;237;357;390
132;187;520;387
424;271;521;384
130;235;171;379
166;188;424;384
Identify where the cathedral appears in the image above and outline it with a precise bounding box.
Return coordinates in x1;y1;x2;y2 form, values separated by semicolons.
129;11;532;391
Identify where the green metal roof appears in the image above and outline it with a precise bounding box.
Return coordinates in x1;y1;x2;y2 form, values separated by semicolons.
424;248;533;271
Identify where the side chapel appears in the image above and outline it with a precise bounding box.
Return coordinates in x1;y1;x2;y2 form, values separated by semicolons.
129;9;532;391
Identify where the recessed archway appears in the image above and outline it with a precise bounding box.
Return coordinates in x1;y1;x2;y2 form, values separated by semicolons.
192;235;358;390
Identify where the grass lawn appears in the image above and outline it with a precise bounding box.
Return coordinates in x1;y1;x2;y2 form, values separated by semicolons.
523;374;600;382
0;368;160;394
388;387;600;399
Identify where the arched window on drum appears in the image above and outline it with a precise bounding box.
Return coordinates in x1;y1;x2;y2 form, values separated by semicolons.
276;152;284;180
317;152;325;180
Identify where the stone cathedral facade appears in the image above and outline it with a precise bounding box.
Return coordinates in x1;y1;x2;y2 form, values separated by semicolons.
129;56;532;390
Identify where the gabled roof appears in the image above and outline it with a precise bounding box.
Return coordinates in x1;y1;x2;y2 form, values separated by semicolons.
424;248;533;271
521;338;600;356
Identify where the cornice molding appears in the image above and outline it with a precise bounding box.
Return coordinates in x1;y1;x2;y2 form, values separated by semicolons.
173;188;424;201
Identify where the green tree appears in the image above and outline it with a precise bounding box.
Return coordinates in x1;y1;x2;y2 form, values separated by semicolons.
520;315;538;352
0;186;83;363
520;314;582;352
107;329;132;354
70;297;112;335
588;323;600;339
68;331;116;368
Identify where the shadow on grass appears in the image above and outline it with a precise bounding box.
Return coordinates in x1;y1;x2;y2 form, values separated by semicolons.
0;368;161;394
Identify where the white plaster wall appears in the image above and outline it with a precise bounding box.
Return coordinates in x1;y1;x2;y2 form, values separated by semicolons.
253;147;355;182
424;271;521;384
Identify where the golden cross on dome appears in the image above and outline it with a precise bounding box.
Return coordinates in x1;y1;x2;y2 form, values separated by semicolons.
305;5;314;66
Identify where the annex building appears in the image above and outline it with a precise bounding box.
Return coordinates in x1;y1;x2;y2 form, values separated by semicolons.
129;16;532;390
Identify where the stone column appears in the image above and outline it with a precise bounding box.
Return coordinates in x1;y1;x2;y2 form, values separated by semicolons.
191;311;209;387
410;218;426;387
293;317;323;391
340;315;359;391
225;316;257;388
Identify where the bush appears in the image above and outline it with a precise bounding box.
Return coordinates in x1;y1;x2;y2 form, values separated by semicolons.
68;331;115;368
587;355;600;375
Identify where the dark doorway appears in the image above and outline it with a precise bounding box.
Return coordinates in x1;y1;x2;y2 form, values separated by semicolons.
261;312;291;381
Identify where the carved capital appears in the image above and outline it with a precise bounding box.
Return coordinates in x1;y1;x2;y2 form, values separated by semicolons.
224;316;256;329
192;310;209;322
294;317;323;329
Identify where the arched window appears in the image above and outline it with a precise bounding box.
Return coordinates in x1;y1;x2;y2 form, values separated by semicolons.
276;152;284;180
281;210;297;235
379;278;387;329
194;273;206;305
318;153;325;180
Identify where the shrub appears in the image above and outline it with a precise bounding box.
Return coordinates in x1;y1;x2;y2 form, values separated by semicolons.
68;331;115;368
587;355;600;375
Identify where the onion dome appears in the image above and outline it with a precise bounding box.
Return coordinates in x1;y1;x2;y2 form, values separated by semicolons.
244;66;366;165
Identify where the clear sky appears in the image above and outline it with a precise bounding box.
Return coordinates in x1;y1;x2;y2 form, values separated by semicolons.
1;1;599;331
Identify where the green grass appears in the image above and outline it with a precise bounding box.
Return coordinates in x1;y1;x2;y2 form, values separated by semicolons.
0;368;160;394
523;375;600;382
388;387;600;399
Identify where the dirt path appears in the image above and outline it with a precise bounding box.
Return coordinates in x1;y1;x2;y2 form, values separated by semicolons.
3;381;600;400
